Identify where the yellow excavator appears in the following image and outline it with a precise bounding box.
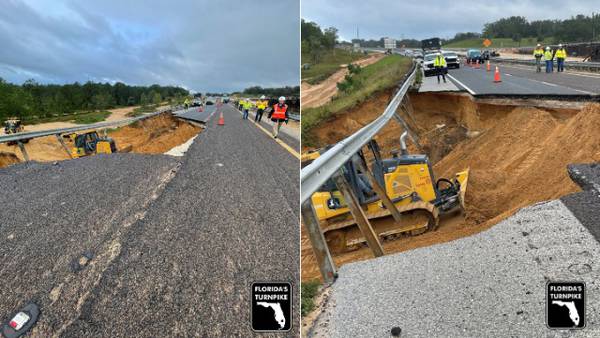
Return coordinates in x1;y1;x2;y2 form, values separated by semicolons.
302;132;469;253
68;131;117;158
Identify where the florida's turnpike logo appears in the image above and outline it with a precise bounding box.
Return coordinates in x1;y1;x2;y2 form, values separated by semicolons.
546;281;586;329
251;282;292;332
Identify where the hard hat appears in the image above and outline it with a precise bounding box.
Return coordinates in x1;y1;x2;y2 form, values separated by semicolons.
260;95;266;99
437;52;442;55
558;44;563;47
537;44;541;47
546;47;550;50
278;96;285;101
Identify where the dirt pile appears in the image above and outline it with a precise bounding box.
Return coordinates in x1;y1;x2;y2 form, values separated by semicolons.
435;103;600;225
109;113;200;154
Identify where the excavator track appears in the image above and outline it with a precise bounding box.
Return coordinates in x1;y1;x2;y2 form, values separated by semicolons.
323;201;439;253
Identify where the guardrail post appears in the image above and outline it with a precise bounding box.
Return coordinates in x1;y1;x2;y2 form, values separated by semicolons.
55;134;73;158
355;156;403;223
332;170;385;257
17;141;30;161
301;200;337;284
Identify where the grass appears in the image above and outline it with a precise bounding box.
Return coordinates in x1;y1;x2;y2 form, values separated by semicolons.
301;280;321;317
128;104;158;117
23;110;112;125
443;37;555;48
301;54;413;146
72;110;111;124
302;48;367;84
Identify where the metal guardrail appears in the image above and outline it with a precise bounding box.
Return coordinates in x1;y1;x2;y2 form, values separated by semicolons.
491;57;600;72
0;107;172;144
300;62;418;203
288;113;300;121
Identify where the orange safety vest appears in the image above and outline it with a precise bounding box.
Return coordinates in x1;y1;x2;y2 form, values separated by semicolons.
272;104;287;119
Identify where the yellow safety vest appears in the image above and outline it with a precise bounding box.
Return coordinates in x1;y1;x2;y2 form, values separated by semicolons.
556;49;567;59
434;56;446;67
257;100;268;110
533;49;544;58
544;50;553;60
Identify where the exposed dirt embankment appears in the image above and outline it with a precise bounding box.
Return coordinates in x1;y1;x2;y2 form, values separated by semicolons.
0;113;201;168
302;91;599;282
301;54;386;109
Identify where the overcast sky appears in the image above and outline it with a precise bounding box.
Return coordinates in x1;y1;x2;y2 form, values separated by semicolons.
0;0;299;93
302;0;598;41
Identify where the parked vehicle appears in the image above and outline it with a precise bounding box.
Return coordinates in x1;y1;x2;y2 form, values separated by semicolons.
466;49;483;64
442;51;460;69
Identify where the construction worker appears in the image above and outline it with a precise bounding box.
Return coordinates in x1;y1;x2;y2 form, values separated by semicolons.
533;44;544;73
255;95;268;123
269;96;288;138
184;98;190;110
433;52;447;84
544;46;554;73
556;44;567;72
238;98;245;111
242;98;252;120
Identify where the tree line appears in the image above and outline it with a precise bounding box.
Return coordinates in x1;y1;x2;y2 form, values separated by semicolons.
0;77;189;121
444;14;600;45
240;85;300;97
482;14;600;43
301;19;339;63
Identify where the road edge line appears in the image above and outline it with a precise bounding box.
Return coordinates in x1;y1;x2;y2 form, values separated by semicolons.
447;74;477;95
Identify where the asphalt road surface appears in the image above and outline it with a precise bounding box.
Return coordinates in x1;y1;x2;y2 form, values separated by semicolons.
0;105;299;337
492;62;600;95
174;105;217;123
447;64;591;96
233;105;300;153
314;198;599;337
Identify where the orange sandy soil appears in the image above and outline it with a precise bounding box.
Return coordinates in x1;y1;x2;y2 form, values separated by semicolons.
0;113;200;168
301;90;600;282
301;53;386;109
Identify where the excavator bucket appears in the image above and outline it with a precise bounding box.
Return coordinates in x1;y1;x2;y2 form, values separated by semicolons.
454;168;470;211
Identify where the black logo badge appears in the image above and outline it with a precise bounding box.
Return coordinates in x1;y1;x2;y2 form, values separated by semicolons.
251;282;292;332
546;281;586;329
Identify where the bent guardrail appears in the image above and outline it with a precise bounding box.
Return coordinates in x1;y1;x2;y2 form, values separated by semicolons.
300;62;417;203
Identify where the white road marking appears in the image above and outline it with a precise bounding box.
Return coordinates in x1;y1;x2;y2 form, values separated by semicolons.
540;81;558;87
447;74;476;95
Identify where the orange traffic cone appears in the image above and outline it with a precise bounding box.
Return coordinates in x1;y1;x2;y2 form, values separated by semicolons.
218;112;224;125
494;66;502;83
486;61;491;71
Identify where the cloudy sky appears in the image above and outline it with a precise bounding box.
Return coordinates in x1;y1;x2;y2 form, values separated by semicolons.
302;0;598;41
0;0;299;92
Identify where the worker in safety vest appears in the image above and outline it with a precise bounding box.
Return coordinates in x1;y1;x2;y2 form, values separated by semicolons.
555;44;567;72
433;52;447;84
238;98;245;111
544;47;554;73
268;96;288;138
242;98;253;120
184;98;190;110
255;95;268;123
533;44;544;73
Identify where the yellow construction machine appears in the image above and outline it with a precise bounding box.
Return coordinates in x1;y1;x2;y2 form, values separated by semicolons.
68;131;117;158
302;132;469;253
